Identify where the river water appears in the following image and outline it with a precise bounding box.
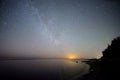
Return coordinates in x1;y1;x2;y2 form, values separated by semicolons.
0;59;89;80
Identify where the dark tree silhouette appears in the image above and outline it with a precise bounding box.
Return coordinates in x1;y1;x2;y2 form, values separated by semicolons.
101;37;120;61
99;36;120;80
82;36;120;80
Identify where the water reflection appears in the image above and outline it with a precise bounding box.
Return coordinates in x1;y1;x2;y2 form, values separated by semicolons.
63;60;89;80
0;59;89;80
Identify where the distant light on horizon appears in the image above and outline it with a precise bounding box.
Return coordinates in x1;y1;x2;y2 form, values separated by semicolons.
96;53;103;59
67;53;79;59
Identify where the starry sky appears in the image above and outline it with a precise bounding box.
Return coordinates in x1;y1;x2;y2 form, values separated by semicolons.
0;0;120;58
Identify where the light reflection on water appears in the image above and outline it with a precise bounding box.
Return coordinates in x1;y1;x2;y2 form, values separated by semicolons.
0;59;89;80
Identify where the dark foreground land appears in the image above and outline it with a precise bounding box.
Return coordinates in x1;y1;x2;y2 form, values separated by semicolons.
77;36;120;80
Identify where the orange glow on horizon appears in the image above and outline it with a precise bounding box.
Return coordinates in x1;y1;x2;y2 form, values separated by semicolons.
67;54;78;59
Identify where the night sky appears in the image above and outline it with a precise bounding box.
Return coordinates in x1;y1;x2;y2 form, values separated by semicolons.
0;0;120;58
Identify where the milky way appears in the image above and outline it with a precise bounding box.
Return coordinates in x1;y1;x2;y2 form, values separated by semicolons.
0;0;120;58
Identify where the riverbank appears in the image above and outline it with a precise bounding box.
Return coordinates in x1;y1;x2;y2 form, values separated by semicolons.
74;59;100;80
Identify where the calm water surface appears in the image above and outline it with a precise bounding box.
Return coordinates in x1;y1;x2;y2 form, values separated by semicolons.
0;59;89;80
